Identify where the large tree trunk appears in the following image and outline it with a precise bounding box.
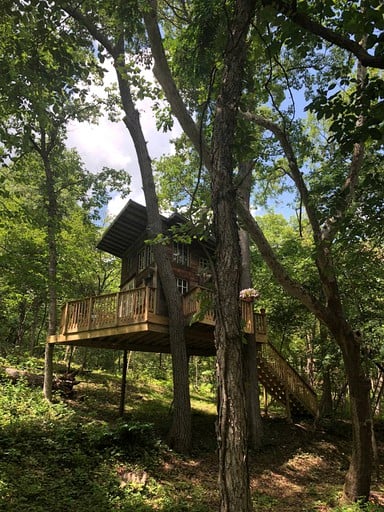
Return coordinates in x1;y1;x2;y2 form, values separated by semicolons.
335;326;373;502
210;2;257;510
115;46;191;453
237;199;374;502
62;4;193;453
239;164;263;450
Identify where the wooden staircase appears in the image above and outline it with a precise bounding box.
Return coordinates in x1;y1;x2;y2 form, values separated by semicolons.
256;341;318;419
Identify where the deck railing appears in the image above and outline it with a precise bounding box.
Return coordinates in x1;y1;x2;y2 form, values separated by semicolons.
182;287;215;325
59;285;267;339
60;287;156;334
182;287;267;336
259;342;318;417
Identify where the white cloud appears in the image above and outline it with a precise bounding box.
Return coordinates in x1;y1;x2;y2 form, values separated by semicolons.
66;63;181;219
66;119;134;172
107;194;128;218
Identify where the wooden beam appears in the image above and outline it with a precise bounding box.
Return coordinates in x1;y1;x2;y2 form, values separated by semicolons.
119;350;129;416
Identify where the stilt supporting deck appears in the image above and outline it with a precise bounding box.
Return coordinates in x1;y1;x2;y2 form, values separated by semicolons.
43;343;54;401
285;388;292;423
119;350;129;416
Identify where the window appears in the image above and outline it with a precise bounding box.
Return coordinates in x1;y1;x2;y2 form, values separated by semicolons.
122;256;133;279
198;257;210;273
138;245;154;272
122;278;135;291
173;242;190;267
176;278;188;295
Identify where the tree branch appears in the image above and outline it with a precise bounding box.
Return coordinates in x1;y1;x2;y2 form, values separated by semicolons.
240;111;343;307
143;0;211;169
263;0;384;69
240;111;322;237
236;200;331;323
61;3;118;59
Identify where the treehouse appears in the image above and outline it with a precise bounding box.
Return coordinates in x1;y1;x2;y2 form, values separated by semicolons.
49;200;318;418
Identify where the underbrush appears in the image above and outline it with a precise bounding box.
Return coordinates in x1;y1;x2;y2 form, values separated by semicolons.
0;356;383;511
0;358;217;511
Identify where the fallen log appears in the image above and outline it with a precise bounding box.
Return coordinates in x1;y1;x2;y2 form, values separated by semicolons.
1;367;80;396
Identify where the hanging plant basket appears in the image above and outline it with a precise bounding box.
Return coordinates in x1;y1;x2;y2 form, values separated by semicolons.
239;288;260;301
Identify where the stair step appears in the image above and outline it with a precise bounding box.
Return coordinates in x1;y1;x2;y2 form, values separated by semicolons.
256;342;318;418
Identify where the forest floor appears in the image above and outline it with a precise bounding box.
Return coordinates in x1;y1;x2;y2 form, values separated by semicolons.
1;358;384;511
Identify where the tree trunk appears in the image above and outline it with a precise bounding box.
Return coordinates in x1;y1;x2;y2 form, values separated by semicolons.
61;6;192;450
237;204;374;501
320;368;333;418
115;45;191;453
333;325;373;502
40;140;58;402
319;324;333;418
238;165;263;450
43;343;54;399
210;2;257;510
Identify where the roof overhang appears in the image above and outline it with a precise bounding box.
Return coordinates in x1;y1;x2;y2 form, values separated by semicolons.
97;200;150;258
97;199;212;258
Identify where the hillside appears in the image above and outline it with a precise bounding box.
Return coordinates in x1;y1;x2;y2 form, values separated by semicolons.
1;359;383;511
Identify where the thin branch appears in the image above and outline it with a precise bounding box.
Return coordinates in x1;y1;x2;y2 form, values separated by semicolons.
236;200;330;323
143;0;211;169
263;0;384;69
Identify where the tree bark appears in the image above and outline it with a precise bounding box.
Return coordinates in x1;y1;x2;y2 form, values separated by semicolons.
210;2;257;510
43;343;54;400
118;64;192;454
335;326;373;502
239;163;263;450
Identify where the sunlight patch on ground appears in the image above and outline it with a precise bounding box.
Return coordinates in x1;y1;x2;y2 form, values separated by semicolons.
283;451;326;473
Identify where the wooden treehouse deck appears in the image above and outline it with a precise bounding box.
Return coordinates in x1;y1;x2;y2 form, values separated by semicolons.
49;286;265;356
49;286;318;418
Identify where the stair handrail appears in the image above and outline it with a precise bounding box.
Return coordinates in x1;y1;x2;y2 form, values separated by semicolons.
260;342;318;417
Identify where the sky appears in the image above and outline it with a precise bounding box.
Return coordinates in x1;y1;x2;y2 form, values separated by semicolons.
65;63;296;221
65;64;181;219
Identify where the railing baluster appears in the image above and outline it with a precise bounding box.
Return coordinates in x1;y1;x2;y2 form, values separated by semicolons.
61;303;69;334
115;292;120;325
87;297;93;330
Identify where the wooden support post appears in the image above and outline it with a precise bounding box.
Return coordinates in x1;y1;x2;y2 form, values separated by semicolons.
119;350;129;417
115;292;120;326
285;388;292;423
144;286;150;321
87;297;93;330
43;342;54;401
263;386;268;417
62;302;69;334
